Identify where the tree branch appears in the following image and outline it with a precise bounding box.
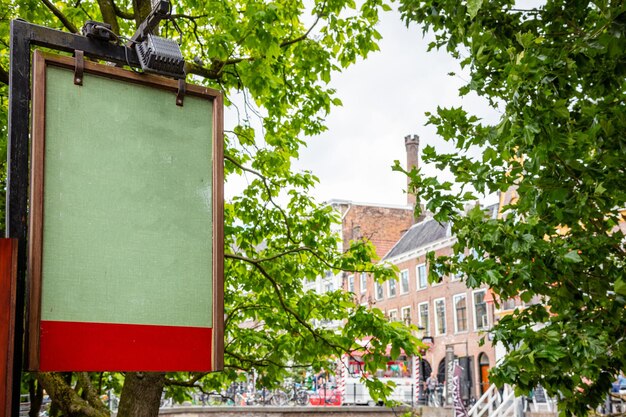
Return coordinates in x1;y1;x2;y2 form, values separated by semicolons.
38;373;108;417
224;253;348;353
76;373;109;413
186;58;254;80
40;0;79;33
96;0;121;35
112;0;134;20
163;373;208;388
186;5;324;81
170;13;208;20
280;9;322;48
224;153;294;242
225;348;314;370
132;0;152;27
225;303;273;329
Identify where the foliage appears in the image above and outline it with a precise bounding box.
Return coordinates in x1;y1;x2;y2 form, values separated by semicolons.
396;0;626;415
0;0;420;415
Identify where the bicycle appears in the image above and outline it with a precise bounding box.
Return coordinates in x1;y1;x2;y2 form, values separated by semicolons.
252;388;288;406
287;383;309;406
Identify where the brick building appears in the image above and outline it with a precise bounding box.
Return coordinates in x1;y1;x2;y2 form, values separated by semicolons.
339;134;498;403
302;200;414;329
376;215;497;402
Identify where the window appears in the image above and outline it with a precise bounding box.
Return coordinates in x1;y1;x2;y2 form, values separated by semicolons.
501;297;516;310
417;263;428;290
453;293;468;333
325;283;334;293
360;272;367;293
388;309;398;322
401;306;411;325
434;298;446;335
418;302;430;336
474;290;489;330
375;282;384;300
388;279;397;298
348;275;355;293
400;269;409;294
452;253;465;281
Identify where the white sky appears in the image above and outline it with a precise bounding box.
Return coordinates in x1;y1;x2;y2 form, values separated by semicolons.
225;8;500;207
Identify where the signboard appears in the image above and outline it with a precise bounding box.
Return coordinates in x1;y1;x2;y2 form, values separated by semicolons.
27;51;223;372
452;362;469;417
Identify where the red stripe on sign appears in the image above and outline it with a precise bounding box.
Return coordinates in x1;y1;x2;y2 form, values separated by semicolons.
39;320;213;371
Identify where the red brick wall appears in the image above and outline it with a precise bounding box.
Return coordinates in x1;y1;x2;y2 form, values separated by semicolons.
334;203;414;260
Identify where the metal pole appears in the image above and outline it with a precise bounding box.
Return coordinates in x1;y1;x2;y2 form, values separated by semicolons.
7;21;31;417
445;345;455;406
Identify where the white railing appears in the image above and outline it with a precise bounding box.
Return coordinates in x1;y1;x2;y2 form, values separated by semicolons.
490;388;519;417
468;384;503;417
468;384;529;417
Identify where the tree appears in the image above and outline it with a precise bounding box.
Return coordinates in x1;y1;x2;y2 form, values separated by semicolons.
396;1;626;415
0;0;421;416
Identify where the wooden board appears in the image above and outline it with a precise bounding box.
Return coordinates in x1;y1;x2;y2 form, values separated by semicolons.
28;51;224;372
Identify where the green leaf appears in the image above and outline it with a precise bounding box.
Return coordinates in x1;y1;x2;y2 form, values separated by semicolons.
466;0;483;19
615;278;626;296
564;250;582;263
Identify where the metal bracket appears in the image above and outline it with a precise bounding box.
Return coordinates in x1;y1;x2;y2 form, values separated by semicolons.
74;50;84;85
127;0;171;46
176;78;186;106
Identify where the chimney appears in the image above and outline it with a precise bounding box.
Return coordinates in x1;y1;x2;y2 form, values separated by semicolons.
404;134;419;207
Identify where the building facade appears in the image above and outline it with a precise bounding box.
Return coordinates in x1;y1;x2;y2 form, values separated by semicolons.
376;216;497;402
302;199;415;329
338;134;498;404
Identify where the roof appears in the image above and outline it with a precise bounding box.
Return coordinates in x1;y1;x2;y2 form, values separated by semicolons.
382;218;450;260
326;199;412;211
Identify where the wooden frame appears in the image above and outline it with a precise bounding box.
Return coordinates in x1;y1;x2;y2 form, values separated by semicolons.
0;239;18;417
28;50;224;371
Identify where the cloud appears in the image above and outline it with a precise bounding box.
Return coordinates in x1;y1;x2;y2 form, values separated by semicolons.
294;9;497;206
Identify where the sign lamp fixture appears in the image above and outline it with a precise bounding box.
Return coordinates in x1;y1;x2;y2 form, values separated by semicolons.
83;0;185;80
129;0;185;79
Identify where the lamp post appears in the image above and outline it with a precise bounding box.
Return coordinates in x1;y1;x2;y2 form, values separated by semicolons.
445;341;469;405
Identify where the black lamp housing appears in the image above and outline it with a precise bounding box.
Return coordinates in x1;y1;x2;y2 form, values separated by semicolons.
135;34;185;79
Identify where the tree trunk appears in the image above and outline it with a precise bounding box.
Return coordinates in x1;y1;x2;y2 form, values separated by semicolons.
117;373;165;417
38;373;109;417
132;0;152;28
95;0;120;35
28;378;44;417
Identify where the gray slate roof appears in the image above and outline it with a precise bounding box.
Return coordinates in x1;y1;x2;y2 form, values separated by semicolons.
383;218;450;260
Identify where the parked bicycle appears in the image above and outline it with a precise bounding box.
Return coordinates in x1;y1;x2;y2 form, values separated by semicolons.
287;382;309;406
251;387;288;406
229;382;256;406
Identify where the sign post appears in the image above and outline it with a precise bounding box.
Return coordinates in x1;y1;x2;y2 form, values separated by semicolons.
7;18;224;415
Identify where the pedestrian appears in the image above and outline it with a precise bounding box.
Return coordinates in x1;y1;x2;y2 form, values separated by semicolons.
426;373;438;406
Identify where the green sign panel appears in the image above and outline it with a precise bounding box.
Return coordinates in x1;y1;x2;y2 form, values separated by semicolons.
28;51;224;371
